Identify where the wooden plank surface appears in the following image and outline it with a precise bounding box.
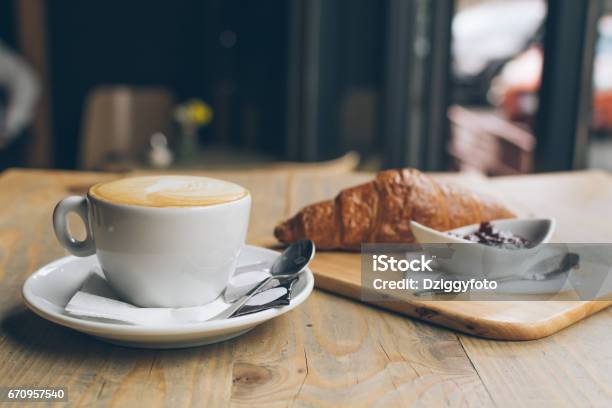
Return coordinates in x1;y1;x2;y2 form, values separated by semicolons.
310;252;612;340
0;168;610;407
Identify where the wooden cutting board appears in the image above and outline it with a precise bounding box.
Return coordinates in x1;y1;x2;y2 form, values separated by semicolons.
309;251;611;340
276;170;612;341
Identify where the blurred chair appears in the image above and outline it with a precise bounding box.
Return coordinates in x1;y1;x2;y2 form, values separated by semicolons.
79;86;175;170
447;105;535;175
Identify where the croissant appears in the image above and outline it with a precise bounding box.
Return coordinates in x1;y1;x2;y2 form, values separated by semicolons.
274;168;515;250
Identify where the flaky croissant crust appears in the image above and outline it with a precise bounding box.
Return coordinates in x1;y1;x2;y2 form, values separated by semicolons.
274;168;515;250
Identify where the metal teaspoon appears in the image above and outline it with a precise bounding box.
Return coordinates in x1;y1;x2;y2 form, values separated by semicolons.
208;239;315;320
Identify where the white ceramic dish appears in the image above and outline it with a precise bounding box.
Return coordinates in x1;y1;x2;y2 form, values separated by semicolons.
410;218;556;279
22;245;314;349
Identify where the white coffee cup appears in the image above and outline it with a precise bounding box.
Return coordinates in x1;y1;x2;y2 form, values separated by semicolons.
53;176;251;308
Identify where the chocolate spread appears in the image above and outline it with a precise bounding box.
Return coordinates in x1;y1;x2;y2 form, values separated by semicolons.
455;221;531;249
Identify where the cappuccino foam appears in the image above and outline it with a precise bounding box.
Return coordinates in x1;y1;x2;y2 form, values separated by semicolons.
89;176;248;208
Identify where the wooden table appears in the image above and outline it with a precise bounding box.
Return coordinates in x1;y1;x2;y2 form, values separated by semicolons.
1;168;611;407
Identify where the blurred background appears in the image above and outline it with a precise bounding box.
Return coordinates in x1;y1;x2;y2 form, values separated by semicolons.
0;0;610;174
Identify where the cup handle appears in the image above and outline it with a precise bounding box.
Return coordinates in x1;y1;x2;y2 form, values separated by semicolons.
53;196;96;257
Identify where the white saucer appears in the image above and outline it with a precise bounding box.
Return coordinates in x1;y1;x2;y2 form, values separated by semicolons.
22;245;314;349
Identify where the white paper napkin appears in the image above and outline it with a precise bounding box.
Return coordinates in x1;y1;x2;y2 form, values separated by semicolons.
65;263;289;326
